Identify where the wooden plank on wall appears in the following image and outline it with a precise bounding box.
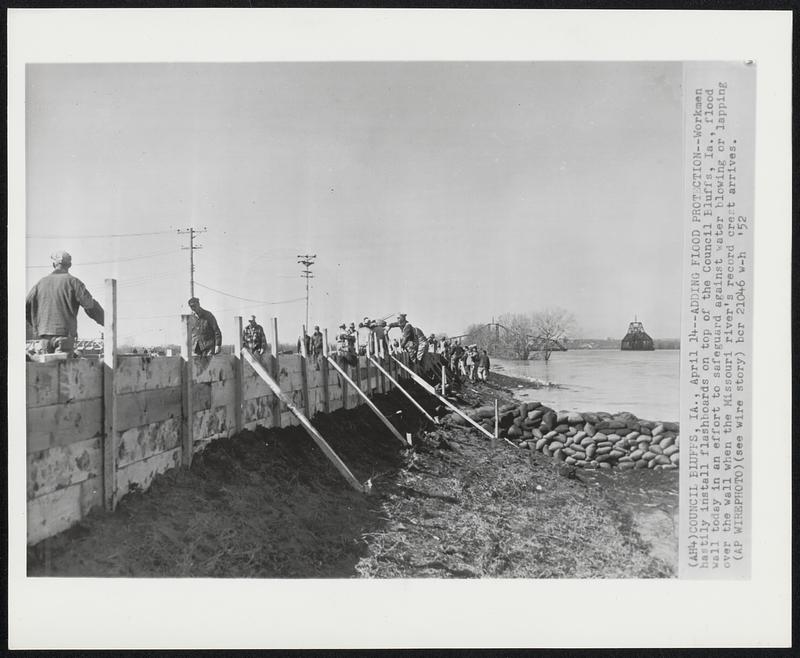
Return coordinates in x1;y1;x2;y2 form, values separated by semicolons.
243;395;273;427
193;405;230;441
115;356;183;394
242;372;273;400
192;354;236;383
27;436;103;500
115;386;183;431
26;362;60;408
27;398;103;454
191;379;235;412
60;358;103;403
115;447;181;499
116;417;181;468
27;477;102;546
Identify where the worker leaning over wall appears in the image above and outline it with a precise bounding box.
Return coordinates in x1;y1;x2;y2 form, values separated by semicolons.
188;297;222;356
25;251;104;358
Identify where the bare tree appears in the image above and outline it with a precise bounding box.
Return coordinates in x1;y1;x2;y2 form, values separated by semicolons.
529;307;575;361
498;312;533;359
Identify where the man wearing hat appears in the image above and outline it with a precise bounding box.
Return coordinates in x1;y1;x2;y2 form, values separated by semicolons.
187;297;221;356
359;316;389;360
388;313;419;362
336;323;355;367
26;251;104;356
243;315;266;355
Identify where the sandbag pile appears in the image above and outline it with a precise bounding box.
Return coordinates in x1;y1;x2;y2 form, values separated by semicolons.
448;401;679;471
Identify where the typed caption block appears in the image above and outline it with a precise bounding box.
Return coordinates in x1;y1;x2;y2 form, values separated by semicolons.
679;62;755;579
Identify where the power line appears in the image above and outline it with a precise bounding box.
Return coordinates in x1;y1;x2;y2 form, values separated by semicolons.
177;227;207;298
26;229;175;239
26;249;180;268
194;281;305;306
297;253;316;331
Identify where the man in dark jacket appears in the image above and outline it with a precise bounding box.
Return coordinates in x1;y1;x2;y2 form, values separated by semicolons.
310;325;324;359
188;297;221;356
26;251;104;356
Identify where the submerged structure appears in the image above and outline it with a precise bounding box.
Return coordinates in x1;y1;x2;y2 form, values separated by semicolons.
620;318;655;351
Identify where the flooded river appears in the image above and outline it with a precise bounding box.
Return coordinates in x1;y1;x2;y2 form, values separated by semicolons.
493;349;680;423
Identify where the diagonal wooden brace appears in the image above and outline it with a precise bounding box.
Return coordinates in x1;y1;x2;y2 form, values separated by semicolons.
368;356;437;425
326;356;409;446
390;356;495;440
241;348;369;493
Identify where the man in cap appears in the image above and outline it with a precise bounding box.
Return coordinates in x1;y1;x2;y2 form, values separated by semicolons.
243;315;266;355
187;297;221;356
335;323;355;367
388;313;420;362
26;251;104;357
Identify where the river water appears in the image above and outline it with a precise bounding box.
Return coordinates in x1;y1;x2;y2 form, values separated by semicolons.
493;350;680;423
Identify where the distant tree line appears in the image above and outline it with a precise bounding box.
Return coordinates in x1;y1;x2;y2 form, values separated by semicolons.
463;308;576;361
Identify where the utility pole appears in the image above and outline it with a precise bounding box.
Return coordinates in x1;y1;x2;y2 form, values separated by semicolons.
297;254;316;330
177;227;207;299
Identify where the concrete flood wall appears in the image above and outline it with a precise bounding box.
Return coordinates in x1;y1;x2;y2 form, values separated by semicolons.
26;352;402;545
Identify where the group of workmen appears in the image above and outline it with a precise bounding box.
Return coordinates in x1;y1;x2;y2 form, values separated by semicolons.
25;252;491;388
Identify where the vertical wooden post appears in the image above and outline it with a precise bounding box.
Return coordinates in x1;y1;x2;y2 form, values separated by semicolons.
299;325;310;418
181;314;195;468
493;398;499;449
270;317;281;428
233;316;244;434
354;352;363;406
321;328;330;413
365;333;374;397
102;278;118;511
441;365;447;395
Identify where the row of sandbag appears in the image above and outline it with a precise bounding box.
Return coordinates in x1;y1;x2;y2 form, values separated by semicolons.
446;400;680;471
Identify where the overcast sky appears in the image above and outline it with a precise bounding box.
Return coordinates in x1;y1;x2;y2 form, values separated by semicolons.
25;62;683;346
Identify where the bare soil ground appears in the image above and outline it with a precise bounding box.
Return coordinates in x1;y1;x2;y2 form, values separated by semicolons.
28;374;677;578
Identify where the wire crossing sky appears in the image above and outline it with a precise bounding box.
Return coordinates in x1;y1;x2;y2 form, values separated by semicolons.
25;62;683;346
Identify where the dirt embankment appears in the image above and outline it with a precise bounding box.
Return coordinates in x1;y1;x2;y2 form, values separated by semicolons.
29;374;676;578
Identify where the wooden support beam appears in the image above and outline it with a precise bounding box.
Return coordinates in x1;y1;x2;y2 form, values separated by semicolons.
102;278;118;511
327;356;408;446
369;356;436;424
390;355;494;440
374;333;386;394
299;325;310;418
181;314;195;468
270;317;281;429
321;329;330;413
233;316;244;433
353;352;363;405
242;348;368;493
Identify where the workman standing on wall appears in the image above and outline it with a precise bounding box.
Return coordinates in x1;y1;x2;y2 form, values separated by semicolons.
389;313;423;363
310;325;324;361
188;297;222;356
360;316;390;359
25;251;105;357
243;315;266;354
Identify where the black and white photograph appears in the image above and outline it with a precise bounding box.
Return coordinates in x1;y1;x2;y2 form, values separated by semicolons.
8;8;791;650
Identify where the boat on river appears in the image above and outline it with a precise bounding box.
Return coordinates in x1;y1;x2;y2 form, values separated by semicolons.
620;318;655;351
